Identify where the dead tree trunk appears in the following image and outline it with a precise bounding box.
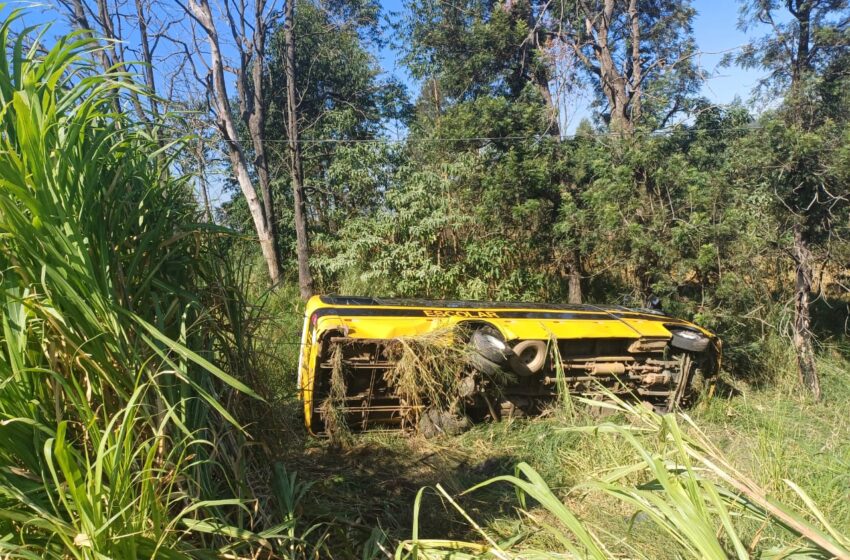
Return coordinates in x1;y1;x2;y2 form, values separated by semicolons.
95;0;150;122
134;0;160;117
247;1;279;273
283;0;314;299
194;137;214;222
186;0;282;284
214;0;283;284
791;224;820;399
61;0;121;114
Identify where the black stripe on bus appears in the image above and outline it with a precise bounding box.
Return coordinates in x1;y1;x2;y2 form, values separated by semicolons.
311;307;611;321
310;307;686;324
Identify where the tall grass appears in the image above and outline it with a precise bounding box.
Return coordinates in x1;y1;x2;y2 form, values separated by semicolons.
0;11;289;558
398;393;850;559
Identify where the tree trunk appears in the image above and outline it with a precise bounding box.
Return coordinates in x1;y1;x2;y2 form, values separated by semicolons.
284;0;314;299
509;0;560;137
627;0;641;124
134;0;160;117
198;174;214;223
247;2;282;283
195;138;214;222
96;0;150;123
608;85;633;134
791;224;820;400
791;0;812;86
786;3;817;399
187;0;281;285
64;0;122;114
567;248;583;303
582;0;633;135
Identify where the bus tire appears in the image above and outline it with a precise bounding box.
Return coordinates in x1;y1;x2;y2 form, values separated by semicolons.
468;352;505;376
470;329;512;364
669;330;710;353
510;340;547;375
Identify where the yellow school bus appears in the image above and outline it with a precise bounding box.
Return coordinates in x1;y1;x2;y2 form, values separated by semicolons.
298;295;720;434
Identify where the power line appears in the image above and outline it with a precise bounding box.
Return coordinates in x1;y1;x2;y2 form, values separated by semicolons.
187;124;763;146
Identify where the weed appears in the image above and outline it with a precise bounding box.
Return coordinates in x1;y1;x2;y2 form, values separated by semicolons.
397;383;850;559
384;328;469;416
321;342;354;442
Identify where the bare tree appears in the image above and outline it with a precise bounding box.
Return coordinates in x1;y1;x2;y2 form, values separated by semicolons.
183;0;283;284
179;0;318;292
58;0;312;288
216;0;286;289
134;0;160;117
57;0;166;122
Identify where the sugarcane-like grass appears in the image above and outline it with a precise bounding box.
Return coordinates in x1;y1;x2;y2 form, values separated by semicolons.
0;11;295;558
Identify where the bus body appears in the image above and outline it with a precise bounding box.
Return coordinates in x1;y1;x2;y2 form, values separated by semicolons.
298;295;720;434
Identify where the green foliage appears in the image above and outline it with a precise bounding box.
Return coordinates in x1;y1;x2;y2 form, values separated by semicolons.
307;90;849;377
313;87;569;300
0;13;308;558
398;388;850;559
732;0;850;98
399;0;535;100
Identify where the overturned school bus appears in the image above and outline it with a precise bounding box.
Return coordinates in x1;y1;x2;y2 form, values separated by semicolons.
298;295;721;434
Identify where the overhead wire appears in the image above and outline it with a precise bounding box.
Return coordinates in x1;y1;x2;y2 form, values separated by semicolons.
184;123;764;146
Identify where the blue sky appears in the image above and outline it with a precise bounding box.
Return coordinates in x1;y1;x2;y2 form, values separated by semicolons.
690;0;765;104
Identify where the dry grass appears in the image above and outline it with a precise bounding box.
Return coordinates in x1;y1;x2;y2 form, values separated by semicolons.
383;328;471;417
320;327;501;435
320;342;353;441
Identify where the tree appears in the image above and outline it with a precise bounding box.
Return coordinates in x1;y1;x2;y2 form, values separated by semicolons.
182;0;284;285
398;0;588;300
555;0;701;132
232;0;284;288
282;0;314;298
57;0;162;121
264;0;406;236
732;0;850;399
59;0;297;286
133;0;161;118
734;0;849;98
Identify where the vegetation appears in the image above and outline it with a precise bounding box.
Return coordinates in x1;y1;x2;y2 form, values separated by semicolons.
263;336;850;559
0;0;847;558
0;14;303;558
399;391;850;559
